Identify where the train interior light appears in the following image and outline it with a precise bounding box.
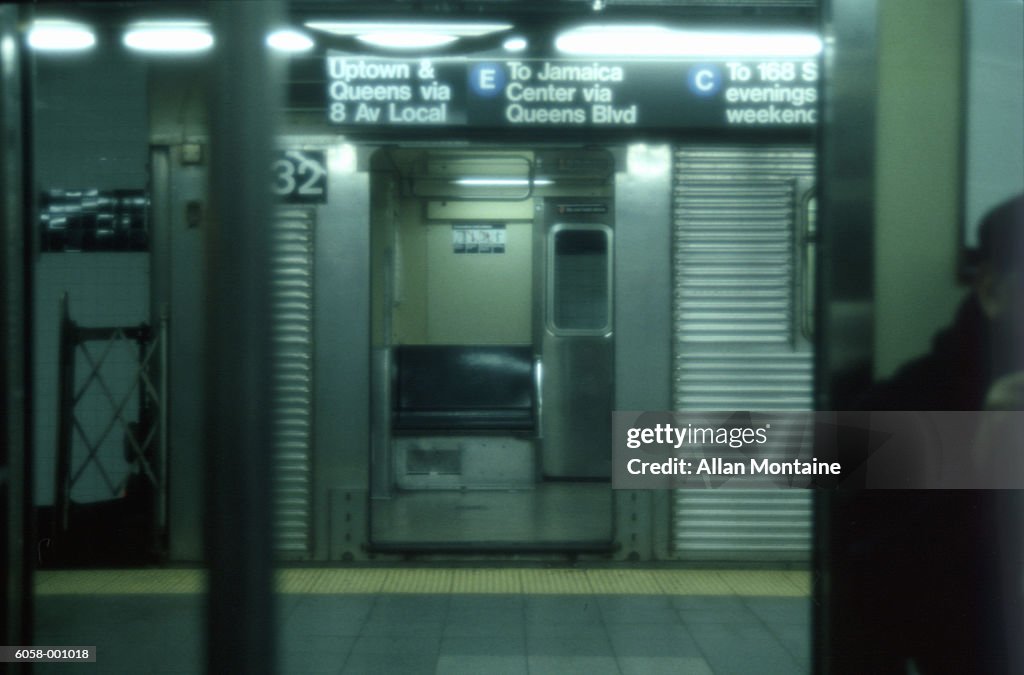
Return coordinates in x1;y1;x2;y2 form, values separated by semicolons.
454;178;554;187
122;21;214;54
27;20;96;52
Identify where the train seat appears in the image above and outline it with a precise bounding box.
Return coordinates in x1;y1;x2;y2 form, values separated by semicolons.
392;345;535;432
390;345;536;489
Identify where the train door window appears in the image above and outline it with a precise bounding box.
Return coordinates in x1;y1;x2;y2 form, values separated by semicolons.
549;225;612;333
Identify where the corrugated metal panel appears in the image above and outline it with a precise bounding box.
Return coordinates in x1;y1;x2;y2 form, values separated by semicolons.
617;1;815;5
672;147;814;562
502;0;817;7
271;207;314;556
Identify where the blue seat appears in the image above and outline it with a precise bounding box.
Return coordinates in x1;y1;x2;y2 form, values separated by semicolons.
392;345;535;432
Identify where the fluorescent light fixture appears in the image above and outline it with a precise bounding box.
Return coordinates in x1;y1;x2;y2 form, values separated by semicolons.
267;29;314;52
356;32;458;50
123;21;213;53
627;144;671;178
27;20;96;51
330;144;358;175
555;25;823;58
455;178;553;187
307;21;513;50
503;37;528;52
306;21;512;38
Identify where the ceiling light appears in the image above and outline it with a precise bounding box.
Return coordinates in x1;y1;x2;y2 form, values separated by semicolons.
306;22;512;38
503;37;528;52
555;26;823;58
27;20;96;52
355;32;458;50
123;22;213;53
627;144;671;178
267;29;314;53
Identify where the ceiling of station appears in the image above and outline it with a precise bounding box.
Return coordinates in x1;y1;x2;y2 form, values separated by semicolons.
27;0;818;22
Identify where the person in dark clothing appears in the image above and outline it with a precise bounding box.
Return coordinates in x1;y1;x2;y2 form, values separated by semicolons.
861;194;1023;413
857;294;990;411
829;194;1023;675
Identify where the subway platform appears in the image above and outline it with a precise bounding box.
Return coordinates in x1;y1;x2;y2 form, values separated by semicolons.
33;568;809;674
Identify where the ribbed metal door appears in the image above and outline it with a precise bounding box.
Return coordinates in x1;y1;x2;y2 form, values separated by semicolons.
671;147;814;562
271;207;315;556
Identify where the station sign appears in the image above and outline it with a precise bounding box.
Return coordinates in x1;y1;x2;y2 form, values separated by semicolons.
271;150;328;203
325;53;818;131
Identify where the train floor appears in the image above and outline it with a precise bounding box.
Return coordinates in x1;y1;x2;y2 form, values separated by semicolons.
33;568;809;674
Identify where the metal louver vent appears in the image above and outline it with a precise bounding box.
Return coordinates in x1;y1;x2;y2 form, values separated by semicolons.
671;146;814;562
271;207;315;556
566;1;816;7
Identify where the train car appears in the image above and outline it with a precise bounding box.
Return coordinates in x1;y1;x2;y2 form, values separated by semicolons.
142;13;821;564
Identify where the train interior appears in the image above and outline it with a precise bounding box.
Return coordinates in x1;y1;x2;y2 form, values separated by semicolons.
3;1;1023;674
368;148;615;551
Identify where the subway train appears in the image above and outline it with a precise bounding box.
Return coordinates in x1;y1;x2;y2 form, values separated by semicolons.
144;3;824;567
155;140;817;563
3;1;1023;673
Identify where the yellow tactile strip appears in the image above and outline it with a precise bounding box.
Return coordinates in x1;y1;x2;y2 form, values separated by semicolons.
34;569;204;595
35;568;810;597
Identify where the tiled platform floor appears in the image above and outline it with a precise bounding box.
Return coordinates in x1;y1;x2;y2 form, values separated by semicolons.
33;570;810;674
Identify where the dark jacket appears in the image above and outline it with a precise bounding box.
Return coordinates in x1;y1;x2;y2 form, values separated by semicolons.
833;294;1013;675
858;294;991;411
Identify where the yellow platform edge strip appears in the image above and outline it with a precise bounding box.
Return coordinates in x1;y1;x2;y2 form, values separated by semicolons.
35;569;810;597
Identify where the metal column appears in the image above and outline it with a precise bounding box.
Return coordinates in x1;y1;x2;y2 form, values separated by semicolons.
1;3;32;661
205;2;281;673
815;0;879;672
614;144;672;560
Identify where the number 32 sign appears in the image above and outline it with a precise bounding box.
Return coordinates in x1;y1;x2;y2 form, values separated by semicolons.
272;150;327;203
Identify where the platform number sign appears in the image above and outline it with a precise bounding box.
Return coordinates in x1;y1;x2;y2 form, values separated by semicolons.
272;150;327;204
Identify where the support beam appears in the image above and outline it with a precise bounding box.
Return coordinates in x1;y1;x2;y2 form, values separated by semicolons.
205;2;282;673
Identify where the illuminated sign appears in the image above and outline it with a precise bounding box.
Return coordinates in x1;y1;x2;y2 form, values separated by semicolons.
323;53;818;130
